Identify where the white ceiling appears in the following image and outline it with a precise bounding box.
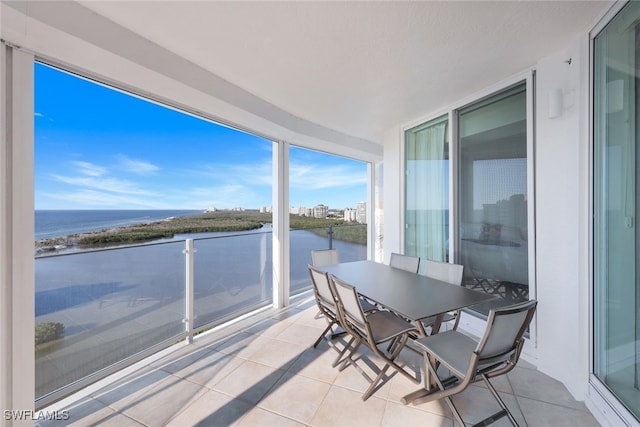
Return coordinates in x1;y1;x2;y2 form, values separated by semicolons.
21;1;613;145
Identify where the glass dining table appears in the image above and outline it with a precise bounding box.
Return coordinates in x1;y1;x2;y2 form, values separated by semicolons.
318;259;497;336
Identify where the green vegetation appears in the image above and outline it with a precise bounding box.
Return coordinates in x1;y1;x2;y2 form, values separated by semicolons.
293;216;367;245
289;215;344;229
37;211;367;250
329;223;367;245
35;321;65;345
77;211;269;248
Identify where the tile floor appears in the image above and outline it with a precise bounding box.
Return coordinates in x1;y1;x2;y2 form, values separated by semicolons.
39;298;601;426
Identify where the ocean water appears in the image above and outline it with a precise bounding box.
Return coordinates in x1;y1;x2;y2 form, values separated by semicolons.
35;210;201;240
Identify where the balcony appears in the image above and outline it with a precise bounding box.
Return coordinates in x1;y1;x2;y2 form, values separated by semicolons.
38;296;598;426
32;227;598;426
35;225;367;406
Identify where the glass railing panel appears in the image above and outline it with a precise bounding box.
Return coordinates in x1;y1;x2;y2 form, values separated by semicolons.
193;232;272;329
35;241;186;400
290;225;367;294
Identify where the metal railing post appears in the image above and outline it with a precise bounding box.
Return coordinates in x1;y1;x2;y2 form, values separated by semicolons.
328;226;334;249
183;239;196;343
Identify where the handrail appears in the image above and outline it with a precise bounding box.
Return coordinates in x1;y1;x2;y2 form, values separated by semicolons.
35;224;365;258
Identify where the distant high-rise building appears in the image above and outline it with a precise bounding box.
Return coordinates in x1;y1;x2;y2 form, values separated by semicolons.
313;204;328;219
344;207;357;222
357;201;367;224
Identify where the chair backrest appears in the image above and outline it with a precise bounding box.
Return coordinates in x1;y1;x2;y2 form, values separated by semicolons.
308;264;338;315
330;275;368;337
311;249;340;267
423;259;464;286
475;300;538;362
389;252;420;273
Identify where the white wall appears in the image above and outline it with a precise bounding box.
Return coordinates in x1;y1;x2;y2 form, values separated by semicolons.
383;33;592;401
382;127;404;263
534;35;591;400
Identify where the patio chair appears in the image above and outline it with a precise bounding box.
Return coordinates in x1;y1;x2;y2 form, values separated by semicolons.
311;248;377;313
423;259;464;285
390;252;420;273
330;274;420;400
404;299;538;427
307;265;353;366
311;248;340;266
384;252;421;322
422;259;465;332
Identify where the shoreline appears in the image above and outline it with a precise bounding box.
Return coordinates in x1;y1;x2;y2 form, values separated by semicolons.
35;211;270;254
35;211;360;255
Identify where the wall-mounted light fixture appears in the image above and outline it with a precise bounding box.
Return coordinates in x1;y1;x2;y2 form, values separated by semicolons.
548;88;563;119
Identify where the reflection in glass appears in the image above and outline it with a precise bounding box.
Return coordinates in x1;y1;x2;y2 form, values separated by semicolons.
193;233;273;329
457;84;529;313
594;1;640;420
35;242;185;399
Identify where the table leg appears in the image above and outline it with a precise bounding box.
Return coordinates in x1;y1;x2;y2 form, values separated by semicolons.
430;314;444;335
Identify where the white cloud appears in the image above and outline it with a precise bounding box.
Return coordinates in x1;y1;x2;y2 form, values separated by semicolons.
44;189;166;209
289;162;366;190
71;161;107;177
34;112;44;117
117;155;160;175
51;174;157;196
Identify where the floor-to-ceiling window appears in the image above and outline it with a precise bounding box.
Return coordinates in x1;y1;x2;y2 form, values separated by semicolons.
33;61;374;406
403;83;530;313
404;115;449;272
457;84;529;313
34;62;275;404
594;1;640;420
288;146;368;292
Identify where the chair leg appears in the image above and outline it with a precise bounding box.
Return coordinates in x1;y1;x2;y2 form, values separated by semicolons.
338;340;362;371
362;333;414;400
332;336;356;368
362;360;392;401
313;322;335;348
424;357;466;427
478;375;519;426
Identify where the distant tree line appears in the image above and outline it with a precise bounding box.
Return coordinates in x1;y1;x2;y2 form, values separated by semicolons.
75;211;366;248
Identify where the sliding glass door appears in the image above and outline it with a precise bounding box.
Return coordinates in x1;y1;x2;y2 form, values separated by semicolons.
593;1;640;420
457;84;529;312
405;115;449;271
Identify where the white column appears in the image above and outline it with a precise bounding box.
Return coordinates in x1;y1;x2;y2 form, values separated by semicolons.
0;44;35;424
272;141;290;308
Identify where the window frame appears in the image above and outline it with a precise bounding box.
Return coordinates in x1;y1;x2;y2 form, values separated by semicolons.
588;1;640;425
401;71;537;341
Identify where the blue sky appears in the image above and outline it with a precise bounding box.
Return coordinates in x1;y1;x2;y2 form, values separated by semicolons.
34;63;366;211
